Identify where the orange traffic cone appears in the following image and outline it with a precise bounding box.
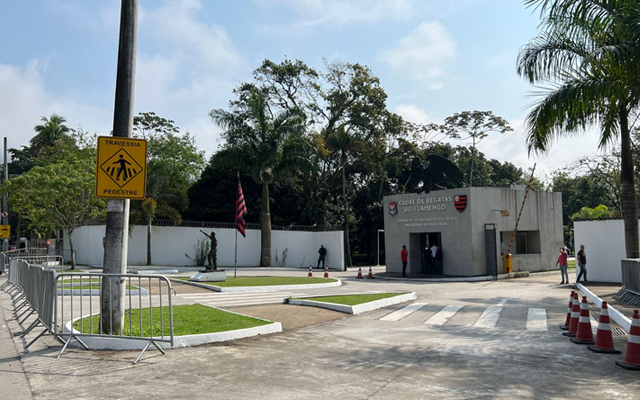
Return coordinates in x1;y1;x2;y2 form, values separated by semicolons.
308;266;313;277
562;293;580;337
616;309;640;370
560;291;575;330
324;267;329;278
356;267;363;279
571;296;595;344
367;266;374;279
588;301;621;354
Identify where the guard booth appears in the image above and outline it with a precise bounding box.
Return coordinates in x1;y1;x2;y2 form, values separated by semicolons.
383;186;563;277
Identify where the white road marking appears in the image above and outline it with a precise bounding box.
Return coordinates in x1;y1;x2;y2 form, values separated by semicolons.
473;306;503;329
424;305;463;326
496;299;507;307
526;308;547;331
380;303;427;322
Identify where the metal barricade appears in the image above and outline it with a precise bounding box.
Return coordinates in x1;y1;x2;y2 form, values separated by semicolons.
620;259;640;305
54;273;175;364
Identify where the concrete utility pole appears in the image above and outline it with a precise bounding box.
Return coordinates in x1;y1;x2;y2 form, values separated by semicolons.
101;0;138;334
3;137;8;252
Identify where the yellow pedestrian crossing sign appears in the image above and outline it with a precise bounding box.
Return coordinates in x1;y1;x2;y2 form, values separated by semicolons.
0;225;10;239
95;136;147;199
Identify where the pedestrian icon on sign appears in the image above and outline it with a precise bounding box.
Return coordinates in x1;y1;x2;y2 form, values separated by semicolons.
113;155;132;181
100;149;143;188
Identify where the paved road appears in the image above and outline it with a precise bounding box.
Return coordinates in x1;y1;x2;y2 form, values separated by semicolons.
2;272;639;399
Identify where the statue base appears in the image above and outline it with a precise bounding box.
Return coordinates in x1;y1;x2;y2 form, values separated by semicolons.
190;270;227;282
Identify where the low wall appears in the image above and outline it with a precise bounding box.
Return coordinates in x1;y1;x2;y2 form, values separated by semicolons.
64;225;344;269
574;219;634;283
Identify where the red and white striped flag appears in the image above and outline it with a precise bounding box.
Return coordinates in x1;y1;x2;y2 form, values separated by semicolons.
236;179;247;237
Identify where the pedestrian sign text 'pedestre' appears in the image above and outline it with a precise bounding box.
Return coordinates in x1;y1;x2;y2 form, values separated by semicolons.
95;136;147;200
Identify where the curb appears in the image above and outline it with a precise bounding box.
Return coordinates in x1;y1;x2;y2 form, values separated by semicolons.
62;307;282;350
171;278;342;292
287;292;417;314
577;283;632;333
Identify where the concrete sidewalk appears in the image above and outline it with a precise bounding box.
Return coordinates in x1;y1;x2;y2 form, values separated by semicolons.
0;277;35;400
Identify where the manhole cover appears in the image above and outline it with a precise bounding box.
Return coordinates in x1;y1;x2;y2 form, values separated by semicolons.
611;327;627;336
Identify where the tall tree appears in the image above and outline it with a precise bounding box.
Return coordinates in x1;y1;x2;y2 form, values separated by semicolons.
30;114;73;157
517;0;640;257
131;112;206;264
210;90;313;266
438;111;513;186
326;126;363;269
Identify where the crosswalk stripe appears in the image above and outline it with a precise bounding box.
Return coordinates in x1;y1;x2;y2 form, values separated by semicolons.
380;303;427;322
473;306;503;328
526;308;547;331
496;299;508;307
424;305;463;326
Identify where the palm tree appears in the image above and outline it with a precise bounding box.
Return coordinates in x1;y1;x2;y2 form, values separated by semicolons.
210;90;312;267
30;114;71;157
326;126;362;269
517;0;640;258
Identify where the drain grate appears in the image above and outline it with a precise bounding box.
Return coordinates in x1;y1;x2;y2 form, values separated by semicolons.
611;327;627;336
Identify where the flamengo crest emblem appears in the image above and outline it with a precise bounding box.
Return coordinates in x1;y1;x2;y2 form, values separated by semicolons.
388;201;398;216
454;195;467;213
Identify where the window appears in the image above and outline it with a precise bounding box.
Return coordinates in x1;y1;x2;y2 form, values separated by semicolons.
515;231;541;254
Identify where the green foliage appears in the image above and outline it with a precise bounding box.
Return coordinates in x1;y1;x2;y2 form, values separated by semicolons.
184;237;210;266
1;150;105;268
571;204;616;221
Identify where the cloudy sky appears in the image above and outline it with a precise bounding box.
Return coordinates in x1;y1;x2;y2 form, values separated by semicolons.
0;0;607;179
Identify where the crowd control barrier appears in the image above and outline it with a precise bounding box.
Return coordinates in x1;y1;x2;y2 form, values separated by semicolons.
1;256;175;364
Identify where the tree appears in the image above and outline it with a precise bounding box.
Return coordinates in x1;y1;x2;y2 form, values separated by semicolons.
210;90;313;266
517;0;640;257
131;112;206;264
571;204;616;221
326;126;363;268
30;114;73;157
437;111;513;186
1;150;106;268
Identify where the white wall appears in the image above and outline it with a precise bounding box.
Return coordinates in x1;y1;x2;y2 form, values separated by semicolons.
65;225;344;270
573;219;629;283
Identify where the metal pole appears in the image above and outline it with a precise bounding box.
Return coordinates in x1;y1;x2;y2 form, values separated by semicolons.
101;0;138;335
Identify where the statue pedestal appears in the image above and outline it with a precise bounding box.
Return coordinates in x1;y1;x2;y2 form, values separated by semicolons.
190;270;226;282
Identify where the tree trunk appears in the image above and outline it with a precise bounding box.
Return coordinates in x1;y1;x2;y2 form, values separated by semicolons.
470;137;476;187
68;229;76;270
620;109;639;258
260;181;272;267
146;217;152;265
342;152;352;270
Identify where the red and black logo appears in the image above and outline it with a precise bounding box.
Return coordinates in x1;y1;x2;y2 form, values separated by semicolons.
388;201;398;216
454;195;467;213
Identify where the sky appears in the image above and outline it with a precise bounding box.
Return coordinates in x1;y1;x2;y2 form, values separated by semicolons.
0;0;608;180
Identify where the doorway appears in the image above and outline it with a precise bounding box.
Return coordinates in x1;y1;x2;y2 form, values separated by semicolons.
419;232;442;275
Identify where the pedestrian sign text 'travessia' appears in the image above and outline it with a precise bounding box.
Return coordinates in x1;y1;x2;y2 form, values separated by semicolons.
95;136;147;200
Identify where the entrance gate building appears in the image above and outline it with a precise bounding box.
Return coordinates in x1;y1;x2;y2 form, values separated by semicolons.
383;186;563;277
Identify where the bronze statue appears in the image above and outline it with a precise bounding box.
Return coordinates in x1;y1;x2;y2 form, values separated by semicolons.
199;230;218;271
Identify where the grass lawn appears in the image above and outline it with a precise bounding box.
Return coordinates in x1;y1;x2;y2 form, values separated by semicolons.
72;304;272;336
60;285;137;290
176;276;337;287
293;292;409;306
568;260;576;270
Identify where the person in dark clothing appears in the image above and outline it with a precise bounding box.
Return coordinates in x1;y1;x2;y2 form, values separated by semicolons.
317;245;327;269
401;245;408;277
577;244;588;283
435;245;443;275
423;246;433;274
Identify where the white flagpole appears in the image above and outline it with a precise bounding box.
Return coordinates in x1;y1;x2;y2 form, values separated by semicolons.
234;228;238;279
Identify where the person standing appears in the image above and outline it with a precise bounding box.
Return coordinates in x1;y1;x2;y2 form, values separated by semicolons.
435;244;443;275
317;245;327;269
577;244;588;283
556;247;569;285
401;245;408;277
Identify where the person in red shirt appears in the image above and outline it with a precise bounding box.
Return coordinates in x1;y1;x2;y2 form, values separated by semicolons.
555;246;569;285
401;245;408;277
